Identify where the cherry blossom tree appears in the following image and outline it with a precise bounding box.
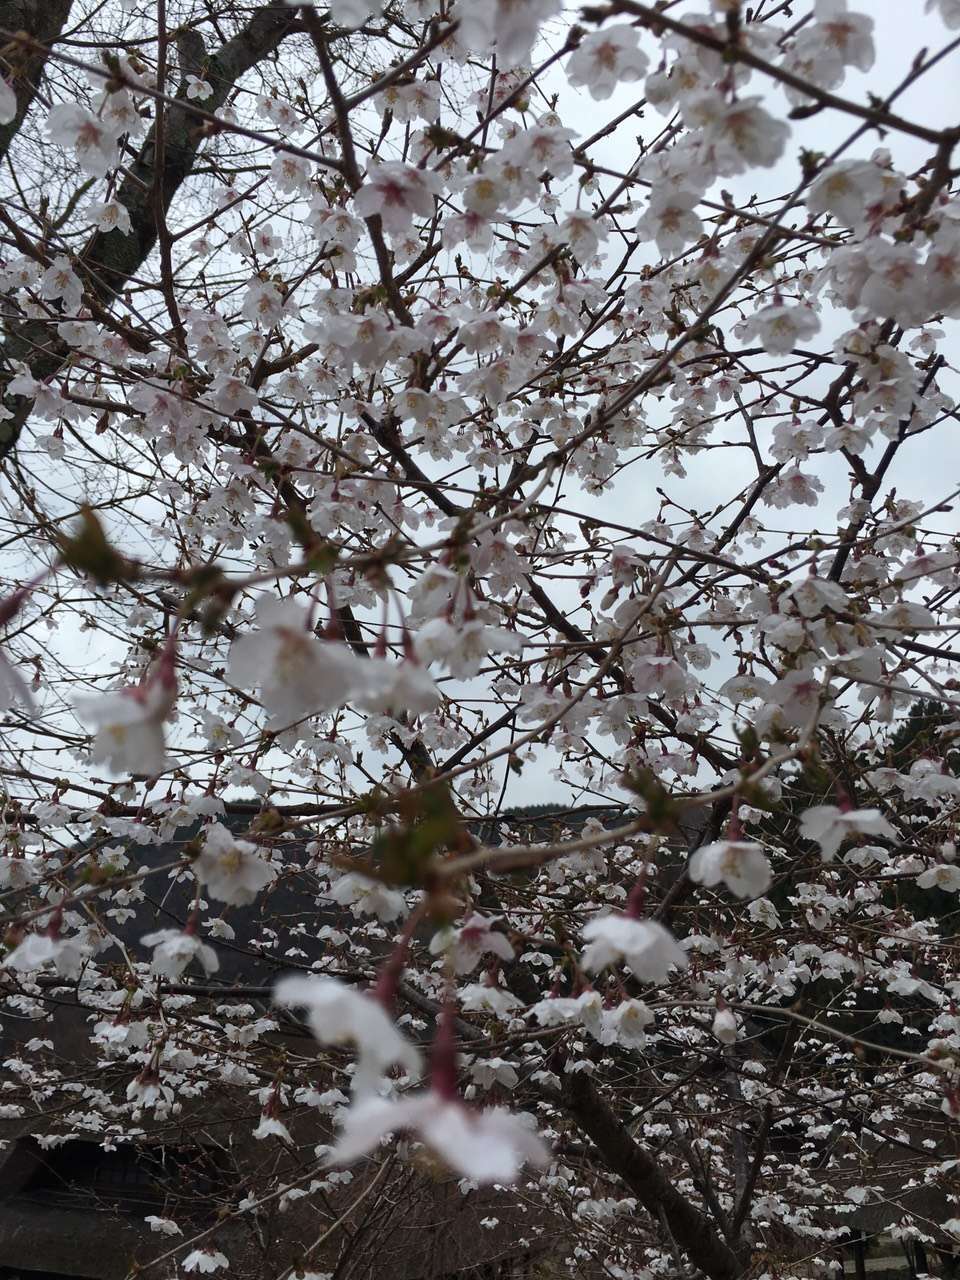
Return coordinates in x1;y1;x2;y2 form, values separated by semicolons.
1;0;960;1277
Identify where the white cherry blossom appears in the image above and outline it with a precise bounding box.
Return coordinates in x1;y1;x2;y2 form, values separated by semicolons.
581;916;688;983
141;928;220;980
415;617;521;678
689;840;772;900
0;649;35;714
6;3;960;1268
463;173;509;218
183;1251;229;1274
185;76;214;101
683;93;790;173
764;467;825;508
470;1057;520;1090
636;187;704;256
241;278;288;328
253;1113;293;1143
799;805;896;861
195;823;276;906
738;302;820;355
531;991;607;1040
273;975;421;1096
807;158;897;226
459;982;522;1019
328;1093;548;1184
813;0;875;72
604;999;654;1049
227;594;365;731
40;256;82;313
0;856;39;890
917;864;960;893
927;0;960;26
457;0;562;65
145;1217;182;1236
75;655;176;777
2;931;84;979
566;26;649;100
326;872;408;921
353;659;441;717
712;1007;739;1045
329;0;386;26
86;199;133;235
353;162;441;235
47;103;119;176
429;913;515;973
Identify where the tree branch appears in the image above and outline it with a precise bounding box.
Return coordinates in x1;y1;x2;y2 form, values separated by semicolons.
0;3;300;461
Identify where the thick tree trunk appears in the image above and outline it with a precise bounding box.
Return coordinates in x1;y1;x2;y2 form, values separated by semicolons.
0;0;73;163
82;8;298;305
560;1070;748;1280
0;4;300;462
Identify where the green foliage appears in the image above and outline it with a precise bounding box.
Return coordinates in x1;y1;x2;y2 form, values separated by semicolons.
366;782;470;887
55;507;132;586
